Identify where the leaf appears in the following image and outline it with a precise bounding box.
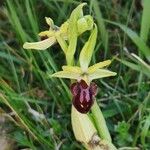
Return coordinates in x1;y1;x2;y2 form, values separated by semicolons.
117;58;150;78
119;24;150;61
140;0;150;42
79;25;98;71
91;0;108;56
106;20;150;61
25;0;39;34
6;0;27;42
141;115;150;145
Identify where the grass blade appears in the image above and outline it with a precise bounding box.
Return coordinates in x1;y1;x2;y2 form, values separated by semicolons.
140;0;150;42
106;20;150;61
90;0;108;57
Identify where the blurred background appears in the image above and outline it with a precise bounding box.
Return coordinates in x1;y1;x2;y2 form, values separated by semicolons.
0;0;150;150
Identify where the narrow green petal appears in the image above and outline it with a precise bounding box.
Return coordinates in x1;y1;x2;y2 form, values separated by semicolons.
89;69;117;81
88;60;111;74
23;37;56;50
79;24;98;71
62;66;82;74
51;71;80;80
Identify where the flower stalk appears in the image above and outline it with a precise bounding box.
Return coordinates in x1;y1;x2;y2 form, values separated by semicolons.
91;100;112;142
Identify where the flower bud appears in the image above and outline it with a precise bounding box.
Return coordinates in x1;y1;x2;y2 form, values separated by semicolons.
71;105;97;143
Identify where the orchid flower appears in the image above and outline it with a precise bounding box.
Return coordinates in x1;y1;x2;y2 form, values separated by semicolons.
51;57;116;114
23;3;93;54
51;25;116;84
51;24;116;114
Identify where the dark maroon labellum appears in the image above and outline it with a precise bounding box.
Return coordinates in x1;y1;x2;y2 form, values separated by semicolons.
70;80;98;114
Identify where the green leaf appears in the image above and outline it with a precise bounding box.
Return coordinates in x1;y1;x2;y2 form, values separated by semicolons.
106;21;150;61
119;24;150;61
140;0;150;42
6;0;27;42
141;115;150;145
91;0;108;57
117;58;150;78
79;25;97;71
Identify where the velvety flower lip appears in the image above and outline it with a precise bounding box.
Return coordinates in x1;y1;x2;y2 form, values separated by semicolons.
71;80;98;113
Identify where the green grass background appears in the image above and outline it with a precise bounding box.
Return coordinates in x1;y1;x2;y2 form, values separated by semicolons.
0;0;150;149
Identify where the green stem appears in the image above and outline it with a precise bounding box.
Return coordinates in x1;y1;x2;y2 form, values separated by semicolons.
91;100;112;142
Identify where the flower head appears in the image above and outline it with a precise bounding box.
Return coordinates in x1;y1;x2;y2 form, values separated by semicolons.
23;17;60;50
23;3;94;54
51;24;117;113
52;58;116;114
51;24;116;85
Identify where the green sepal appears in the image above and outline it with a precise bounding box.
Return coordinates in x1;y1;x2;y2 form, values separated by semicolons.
66;3;87;65
79;24;98;71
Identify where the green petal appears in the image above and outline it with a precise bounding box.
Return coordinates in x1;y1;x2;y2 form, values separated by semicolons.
88;60;111;74
51;71;80;80
89;69;117;81
23;37;56;50
62;66;82;74
79;24;97;71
